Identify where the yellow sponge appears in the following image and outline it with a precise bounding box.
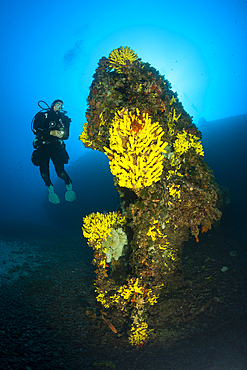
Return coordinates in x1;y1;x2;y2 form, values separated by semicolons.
104;109;168;190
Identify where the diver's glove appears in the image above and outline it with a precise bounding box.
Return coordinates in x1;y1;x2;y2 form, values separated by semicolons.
47;185;60;204
65;183;77;202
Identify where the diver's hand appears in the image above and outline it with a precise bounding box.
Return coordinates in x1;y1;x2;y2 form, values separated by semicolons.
50;130;64;138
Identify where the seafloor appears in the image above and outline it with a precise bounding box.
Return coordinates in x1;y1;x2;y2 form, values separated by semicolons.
0;218;246;370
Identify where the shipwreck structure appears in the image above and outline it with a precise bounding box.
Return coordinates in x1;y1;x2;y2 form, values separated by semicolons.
80;47;222;346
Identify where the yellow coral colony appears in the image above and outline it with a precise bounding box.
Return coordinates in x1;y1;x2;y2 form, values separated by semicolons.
95;278;158;311
173;129;204;157
166;129;204;188
104;109;168;190
129;322;149;346
82;211;126;250
108;46;138;73
79;122;93;148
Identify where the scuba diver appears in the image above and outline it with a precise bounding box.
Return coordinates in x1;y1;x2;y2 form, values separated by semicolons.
31;100;76;204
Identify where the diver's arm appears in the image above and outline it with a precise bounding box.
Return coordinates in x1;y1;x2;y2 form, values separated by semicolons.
33;112;51;138
33;112;46;136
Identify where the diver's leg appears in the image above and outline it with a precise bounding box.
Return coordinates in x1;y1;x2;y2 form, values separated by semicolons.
39;157;52;186
51;147;71;183
52;151;76;202
56;167;72;185
56;167;76;202
39;152;60;204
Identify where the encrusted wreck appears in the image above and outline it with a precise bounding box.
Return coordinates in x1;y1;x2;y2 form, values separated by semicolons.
80;47;222;346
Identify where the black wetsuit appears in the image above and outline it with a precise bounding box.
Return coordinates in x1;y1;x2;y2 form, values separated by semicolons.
31;109;72;187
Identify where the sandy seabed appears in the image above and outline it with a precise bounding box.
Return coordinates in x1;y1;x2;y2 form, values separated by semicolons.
0;220;247;370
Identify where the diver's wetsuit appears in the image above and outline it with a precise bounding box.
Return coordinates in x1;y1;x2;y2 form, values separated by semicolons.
31;108;72;187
